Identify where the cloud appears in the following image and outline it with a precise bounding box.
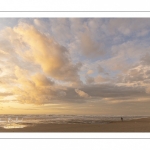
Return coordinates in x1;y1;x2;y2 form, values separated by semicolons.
34;19;42;27
0;92;13;97
97;65;109;76
75;89;91;98
13;23;81;83
107;19;150;36
80;32;105;57
145;87;150;94
11;66;86;105
79;83;147;102
12;66;69;104
87;70;93;74
119;64;150;85
49;18;72;43
1;18;150;109
86;74;109;85
0;22;84;105
32;73;54;87
85;76;94;84
94;75;107;83
97;65;105;73
141;53;150;66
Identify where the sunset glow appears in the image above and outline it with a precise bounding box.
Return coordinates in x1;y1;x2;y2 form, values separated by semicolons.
0;18;150;115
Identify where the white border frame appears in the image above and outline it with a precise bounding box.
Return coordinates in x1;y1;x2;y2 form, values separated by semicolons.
0;12;150;18
0;11;150;139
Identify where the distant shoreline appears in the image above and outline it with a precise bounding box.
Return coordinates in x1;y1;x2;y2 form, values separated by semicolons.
1;117;150;132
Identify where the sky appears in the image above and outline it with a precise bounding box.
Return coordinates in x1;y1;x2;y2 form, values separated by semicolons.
0;18;150;115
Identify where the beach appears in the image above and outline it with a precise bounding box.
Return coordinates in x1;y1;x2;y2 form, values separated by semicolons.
0;117;150;132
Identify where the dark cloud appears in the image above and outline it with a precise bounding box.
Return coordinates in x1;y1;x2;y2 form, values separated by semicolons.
74;84;147;102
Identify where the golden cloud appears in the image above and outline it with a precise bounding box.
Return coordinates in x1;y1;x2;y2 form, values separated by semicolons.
14;23;81;83
75;89;91;98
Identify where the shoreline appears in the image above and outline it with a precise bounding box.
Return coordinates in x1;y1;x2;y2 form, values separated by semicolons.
0;117;150;132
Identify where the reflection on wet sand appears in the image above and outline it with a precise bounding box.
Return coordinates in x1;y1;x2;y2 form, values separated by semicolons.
3;123;27;129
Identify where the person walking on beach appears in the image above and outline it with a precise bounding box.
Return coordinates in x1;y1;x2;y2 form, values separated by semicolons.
121;117;123;121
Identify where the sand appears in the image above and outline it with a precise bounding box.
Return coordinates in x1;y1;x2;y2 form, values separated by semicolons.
1;117;150;132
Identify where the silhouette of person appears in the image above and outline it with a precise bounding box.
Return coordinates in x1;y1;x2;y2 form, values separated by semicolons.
121;117;123;121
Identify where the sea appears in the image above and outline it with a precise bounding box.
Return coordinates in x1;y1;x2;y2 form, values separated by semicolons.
0;114;149;129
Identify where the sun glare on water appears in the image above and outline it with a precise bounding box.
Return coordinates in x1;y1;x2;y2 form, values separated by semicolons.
3;123;27;129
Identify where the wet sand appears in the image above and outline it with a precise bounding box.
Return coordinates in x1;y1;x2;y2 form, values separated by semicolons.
1;117;150;132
